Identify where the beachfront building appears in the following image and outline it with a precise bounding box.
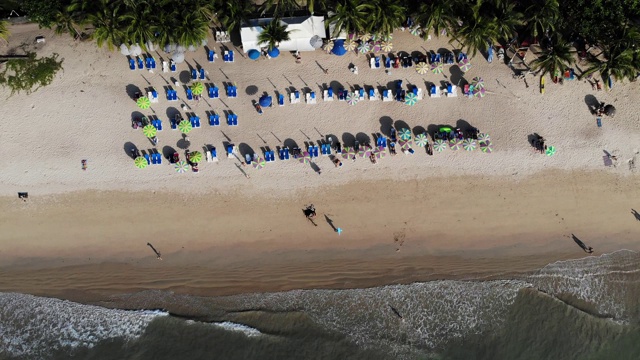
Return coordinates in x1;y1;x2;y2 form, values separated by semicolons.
240;16;326;53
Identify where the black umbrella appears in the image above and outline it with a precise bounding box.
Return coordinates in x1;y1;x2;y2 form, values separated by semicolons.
246;85;259;95
604;104;616;117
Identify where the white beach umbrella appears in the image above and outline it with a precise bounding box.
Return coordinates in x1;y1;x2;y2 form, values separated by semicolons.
130;44;143;57
164;43;177;53
146;41;156;52
120;44;130;56
176;45;187;52
188;44;197;52
171;51;185;64
201;39;208;46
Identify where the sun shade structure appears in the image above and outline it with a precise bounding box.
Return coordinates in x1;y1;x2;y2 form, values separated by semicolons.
431;62;444;74
416;62;429;74
414;133;428;147
357;42;371;53
248;49;260;60
299;151;311;163
142;124;157;138
449;138;462;150
189;151;203;163
191;82;204;95
405;92;418;105
399;128;412;141
267;47;280;58
241;16;326;52
135;156;148;169
178;120;192;134
434;139;447;152
346;92;359;105
323;40;334;52
137;96;151;109
332;40;347;56
342;147;356;159
344;39;357;52
459;58;472;72
478;133;490;142
174;160;188;173
259;95;272;107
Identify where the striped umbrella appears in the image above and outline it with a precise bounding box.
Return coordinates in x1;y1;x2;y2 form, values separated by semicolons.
546;146;556;157
480;140;493;153
341;147;357;160
346;92;359;105
405;92;418;106
431;62;444;74
449;138;462;150
399;140;412;150
253;157;266;169
472;77;485;89
371;42;381;53
381;41;393;52
371;33;381;41
434;139;447;152
383;34;393;41
299;151;311;163
473;87;486;98
358;42;371;54
415;133;428;147
142;124;157;138
459;58;472;72
463;138;477;151
137;96;151;109
359;33;371;42
134;156;148;169
189;151;203;163
323;40;334;52
191;82;204;95
416;62;429;74
344;39;357;52
358;146;373;158
410;26;421;36
178;120;192;134
174;160;188;173
478;133;490;142
399;128;412;141
375;147;387;159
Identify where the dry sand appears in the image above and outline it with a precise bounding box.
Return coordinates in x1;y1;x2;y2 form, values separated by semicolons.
0;24;639;301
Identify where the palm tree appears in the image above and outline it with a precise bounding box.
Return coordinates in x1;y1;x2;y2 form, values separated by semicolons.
174;10;209;47
582;24;640;83
86;0;128;50
452;0;497;56
260;0;301;17
257;18;292;51
0;20;10;44
362;0;405;37
414;1;457;39
491;0;524;42
124;0;156;48
327;0;368;38
525;0;559;41
530;35;575;77
214;0;254;32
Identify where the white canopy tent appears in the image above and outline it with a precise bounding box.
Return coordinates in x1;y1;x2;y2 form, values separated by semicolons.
240;16;327;52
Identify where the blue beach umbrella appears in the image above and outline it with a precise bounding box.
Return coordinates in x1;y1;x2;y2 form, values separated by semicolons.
267;47;280;58
248;49;260;60
332;39;347;56
259;95;272;107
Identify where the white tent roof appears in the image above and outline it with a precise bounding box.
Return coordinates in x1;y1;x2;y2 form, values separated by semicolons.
241;16;326;52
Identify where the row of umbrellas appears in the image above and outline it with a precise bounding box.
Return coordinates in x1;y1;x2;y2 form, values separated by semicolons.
140;119;193;139
325;39;393;54
136;82;205;110
414;59;472;74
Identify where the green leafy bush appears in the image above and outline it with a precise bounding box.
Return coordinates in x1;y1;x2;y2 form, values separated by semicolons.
0;52;64;95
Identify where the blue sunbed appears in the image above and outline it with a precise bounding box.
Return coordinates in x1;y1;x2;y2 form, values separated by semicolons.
369;88;375;98
265;151;273;162
191;69;197;80
328;88;333;98
211;147;217;159
227;144;234;156
359;88;364;98
144;153;151;165
145;57;151;69
209;114;220;126
129;59;135;70
186;88;193;100
229;51;234;62
171;118;177;130
385;56;391;68
208;50;215;62
190;116;200;128
413;86;418;95
375;56;380;68
170;62;176;72
223;52;229;62
199;68;205;80
279;149;286;160
430;84;437;95
278;94;284;106
137;57;144;69
313;146;319;158
457;52;467;62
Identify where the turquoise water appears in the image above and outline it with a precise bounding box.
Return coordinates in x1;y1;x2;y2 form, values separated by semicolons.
1;250;639;360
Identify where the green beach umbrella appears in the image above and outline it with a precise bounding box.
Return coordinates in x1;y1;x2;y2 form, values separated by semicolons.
463;138;477;151
459;58;472;72
253;157;266;169
449;138;462;150
191;82;204;95
189;151;203;163
142;124;157;138
415;133;428;147
175;160;188;173
399;128;412;141
431;62;443;74
546;146;556;157
409;26;421;36
346;92;359;106
134;156;148;169
480;140;493;153
478;133;490;142
405;92;418;106
178;120;192;134
137;96;151;109
434;139;447;152
358;41;371;54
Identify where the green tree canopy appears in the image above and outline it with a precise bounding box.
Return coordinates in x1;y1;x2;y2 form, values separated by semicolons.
257;18;293;51
0;52;64;95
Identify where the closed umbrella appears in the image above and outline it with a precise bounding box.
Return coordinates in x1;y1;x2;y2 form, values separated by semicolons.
459;58;472;72
344;39;357;52
137;96;151;109
463;138;477;151
120;44;130;56
142;124;157;138
381;41;393;52
346;92;359;105
178;120;192;134
310;35;323;49
174;160;188;173
130;44;142;56
135;156;148;169
259;95;272;107
410;26;421;36
415;133;428;147
191;82;204;95
248;49;260;60
358;42;371;54
449;138;462;150
416;62;429;74
399;128;412;141
253;157;266;169
267;47;280;58
546;146;556;157
480;140;493;153
405;92;418;106
434;139;447;152
189;151;203;163
431;62;443;74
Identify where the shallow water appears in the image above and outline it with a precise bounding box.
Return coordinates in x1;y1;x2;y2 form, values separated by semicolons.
1;250;639;360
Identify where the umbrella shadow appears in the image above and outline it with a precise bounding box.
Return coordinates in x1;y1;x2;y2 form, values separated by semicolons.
179;70;191;84
283;138;298;150
342;132;356;148
124;142;138;159
355;132;371;145
176;138;190;150
449;65;465;86
329;80;344;92
394;120;410;132
126;84;142;100
238;143;255;159
379;116;394;137
324;214;338;232
412;125;426;136
246;85;259;95
162;145;177;160
455;119;474;134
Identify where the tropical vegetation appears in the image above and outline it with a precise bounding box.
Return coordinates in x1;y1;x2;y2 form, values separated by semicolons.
0;52;64;95
257;18;293;51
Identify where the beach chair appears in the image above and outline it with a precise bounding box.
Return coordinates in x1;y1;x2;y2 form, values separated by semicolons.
313;146;319;158
155;153;162;164
279;148;287;160
162;61;168;73
412;86;418;96
324;88;334;101
145;57;151;69
223;51;229;62
208;50;215;62
209;113;220;126
186;88;193;100
446;83;458;97
307;91;317;104
278;94;285;106
129;59;135;70
227;113;238;126
338;89;345;101
191;69;197;80
211;86;219;99
151;58;156;69
290;92;296;104
190;116;200;128
137;57;144;69
430;84;441;98
170;61;176;72
199;68;205;80
150;153;157;165
166;89;172;101
245;154;252;165
226;85;233;98
358;88;365;100
265;151;275;162
155;119;163;131
227;144;235;158
172;90;178;101
382;88;392;102
149;90;159;103
210;148;218;162
457;52;467;62
144;153;151;165
396;89;405;102
370;57;376;69
375;56;381;69
385;56;391;68
206;150;212;163
321;144;332;156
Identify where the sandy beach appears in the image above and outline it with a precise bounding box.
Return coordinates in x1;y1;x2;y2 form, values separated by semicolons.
1;23;640;302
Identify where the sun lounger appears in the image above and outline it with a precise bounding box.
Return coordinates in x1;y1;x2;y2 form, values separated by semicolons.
137;57;144;69
382;88;392;102
417;87;423;100
446;83;458;97
265;151;275;162
129;59;135;70
210;148;218;162
223;51;229;62
162;61;168;73
375;56;381;68
229;50;234;62
396;89;405;102
279;148;287;160
306;92;311;104
145;57;151;69
210;86;219;99
154;153;162;164
206;150;212;163
170;61;176;72
308;146;318;158
338;89;345;101
457;52;467;62
208;50;215;62
186;88;193;100
190;116;200;128
358;88;365;100
430;84;441;98
191;69;197;80
209;113;220;126
245;154;252;164
172;89;178;101
199;68;205;80
306;91;317;104
153;119;163;131
376;136;387;148
278;94;285;106
227;144;235;158
150;153;157;165
321;144;332;156
385;56;391;68
226;85;235;97
144;153;151;165
324;88;333;101
227;113;238;126
370;57;376;69
151;58;156;69
412;86;418;96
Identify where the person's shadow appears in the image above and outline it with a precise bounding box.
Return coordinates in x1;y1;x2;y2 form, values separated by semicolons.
572;234;594;253
324;214;337;232
632;209;640;222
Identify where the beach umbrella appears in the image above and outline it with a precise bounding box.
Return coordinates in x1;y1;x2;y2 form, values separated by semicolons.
478;133;490;142
480;140;493;153
178;120;192;134
299;151;311;164
375;147;387;159
142;124;157;138
191;82;204;95
332;40;347;56
381;41;393;52
130;44;142;56
405;92;418;106
399;128;412;141
341;147;356;160
253;157;266;169
434;139;447;152
188;45;197;52
546;146;556;157
415;133;428;147
248;49;260;60
164;44;177;53
174;160;188;173
416;62;429;74
472;77;485;89
310;35;323;49
346;92;359;105
267;47;280;58
259;95;272;107
371;33;381;41
473;87;486;98
463;138;477;151
171;51;185;64
323;40;334;52
383;34;393;41
146;41;156;52
371;42;381;53
358;42;371;54
449;138;462;150
359;33;371;42
358;146;371;158
410;26;421;36
459;58;472;72
120;44;130;56
431;62;444;74
344;39;357;52
134;156;148;169
604;104;616;117
137;96;151;109
189;151;203;163
176;45;186;52
399;140;412;150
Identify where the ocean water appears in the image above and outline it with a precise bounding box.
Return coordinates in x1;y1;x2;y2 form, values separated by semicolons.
1;250;639;360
